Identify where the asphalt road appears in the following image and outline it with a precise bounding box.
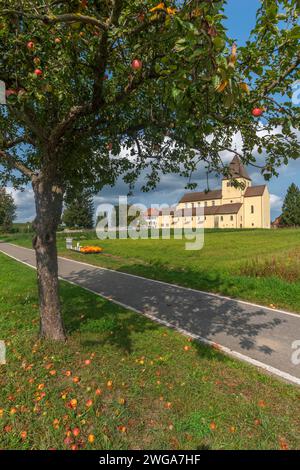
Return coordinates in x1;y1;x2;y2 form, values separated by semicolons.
0;242;299;385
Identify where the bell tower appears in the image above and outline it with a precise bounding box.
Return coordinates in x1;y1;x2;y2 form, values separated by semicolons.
222;156;252;203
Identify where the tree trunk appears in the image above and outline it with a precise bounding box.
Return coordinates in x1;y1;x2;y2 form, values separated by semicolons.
32;178;66;341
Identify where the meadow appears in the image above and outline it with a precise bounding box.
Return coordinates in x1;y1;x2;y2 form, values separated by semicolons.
0;253;299;450
3;228;300;312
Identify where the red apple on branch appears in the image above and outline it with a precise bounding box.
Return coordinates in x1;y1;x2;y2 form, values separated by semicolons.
54;38;61;44
34;69;43;77
252;107;264;117
27;41;35;50
131;59;143;70
131;59;142;71
131;59;142;70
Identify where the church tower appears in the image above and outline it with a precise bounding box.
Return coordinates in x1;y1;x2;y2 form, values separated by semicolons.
222;155;252;204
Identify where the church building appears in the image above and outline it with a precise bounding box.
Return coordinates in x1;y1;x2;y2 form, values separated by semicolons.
158;156;270;229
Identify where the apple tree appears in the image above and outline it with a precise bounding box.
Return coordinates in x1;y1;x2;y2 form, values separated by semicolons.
0;0;299;341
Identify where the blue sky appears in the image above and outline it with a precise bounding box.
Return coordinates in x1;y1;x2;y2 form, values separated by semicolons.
10;0;300;222
224;0;260;45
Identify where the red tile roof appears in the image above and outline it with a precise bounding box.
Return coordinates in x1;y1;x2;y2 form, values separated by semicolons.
144;208;159;217
244;185;266;197
179;189;222;204
174;203;242;217
208;203;242;215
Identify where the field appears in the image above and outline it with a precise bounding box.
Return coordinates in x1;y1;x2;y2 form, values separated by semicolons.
3;228;300;312
0;253;299;450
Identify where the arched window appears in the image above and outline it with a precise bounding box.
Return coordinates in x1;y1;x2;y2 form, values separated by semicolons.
251;205;254;214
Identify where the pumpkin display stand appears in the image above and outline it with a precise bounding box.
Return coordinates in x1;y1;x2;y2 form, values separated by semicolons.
65;238;103;254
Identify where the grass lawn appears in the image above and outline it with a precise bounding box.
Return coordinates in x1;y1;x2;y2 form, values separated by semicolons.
3;228;300;312
0;253;299;450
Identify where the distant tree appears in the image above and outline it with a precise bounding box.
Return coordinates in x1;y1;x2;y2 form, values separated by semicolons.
0;188;16;232
96;204;143;229
281;183;300;227
114;204;142;228
63;190;94;229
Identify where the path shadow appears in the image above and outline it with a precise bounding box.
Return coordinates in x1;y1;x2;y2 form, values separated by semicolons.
59;260;288;361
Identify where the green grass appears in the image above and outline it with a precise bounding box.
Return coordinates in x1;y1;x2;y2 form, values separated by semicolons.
0;253;299;450
2;228;300;312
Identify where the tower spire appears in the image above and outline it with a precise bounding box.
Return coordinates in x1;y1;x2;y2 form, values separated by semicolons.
225;155;251;180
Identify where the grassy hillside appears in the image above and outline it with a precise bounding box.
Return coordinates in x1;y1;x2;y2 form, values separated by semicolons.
2;228;299;312
0;253;299;450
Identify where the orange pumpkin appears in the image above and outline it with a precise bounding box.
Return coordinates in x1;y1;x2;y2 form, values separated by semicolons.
80;246;103;254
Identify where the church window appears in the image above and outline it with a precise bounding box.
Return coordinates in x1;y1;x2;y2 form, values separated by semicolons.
251;205;254;214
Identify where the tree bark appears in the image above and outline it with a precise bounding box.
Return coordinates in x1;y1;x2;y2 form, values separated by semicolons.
32;177;66;341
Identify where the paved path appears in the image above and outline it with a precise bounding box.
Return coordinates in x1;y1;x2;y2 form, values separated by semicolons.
1;242;300;385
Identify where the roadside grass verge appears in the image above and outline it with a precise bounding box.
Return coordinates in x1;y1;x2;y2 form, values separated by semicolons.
0;253;299;450
240;248;300;283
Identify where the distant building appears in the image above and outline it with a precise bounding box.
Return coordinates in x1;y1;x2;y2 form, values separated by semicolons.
143;208;160;229
158;208;175;229
271;215;283;229
157;156;271;230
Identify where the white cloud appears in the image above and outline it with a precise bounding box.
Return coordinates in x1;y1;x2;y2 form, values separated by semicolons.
270;194;283;211
6;187;35;223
